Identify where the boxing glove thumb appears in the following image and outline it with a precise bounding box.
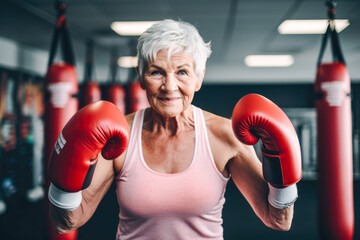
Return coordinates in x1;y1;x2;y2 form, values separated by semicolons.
48;101;130;210
232;94;302;187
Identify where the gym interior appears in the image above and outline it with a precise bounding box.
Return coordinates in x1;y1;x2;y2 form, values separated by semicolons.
0;0;359;239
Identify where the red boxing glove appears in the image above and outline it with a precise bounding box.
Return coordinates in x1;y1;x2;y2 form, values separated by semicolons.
232;94;302;188
48;101;130;210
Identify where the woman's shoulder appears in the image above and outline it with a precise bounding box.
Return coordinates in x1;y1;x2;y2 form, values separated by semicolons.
200;109;238;147
201;109;231;130
125;111;136;130
114;112;137;175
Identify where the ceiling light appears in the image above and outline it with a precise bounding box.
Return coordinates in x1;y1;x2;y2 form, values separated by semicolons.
278;19;350;34
245;55;294;67
118;56;138;68
111;21;159;36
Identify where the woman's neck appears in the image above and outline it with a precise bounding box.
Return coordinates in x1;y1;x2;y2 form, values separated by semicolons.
143;106;195;136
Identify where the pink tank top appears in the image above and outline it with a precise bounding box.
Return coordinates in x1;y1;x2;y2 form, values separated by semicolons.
115;106;229;240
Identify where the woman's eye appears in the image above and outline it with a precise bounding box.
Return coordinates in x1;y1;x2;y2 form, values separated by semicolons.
151;70;162;75
178;70;187;76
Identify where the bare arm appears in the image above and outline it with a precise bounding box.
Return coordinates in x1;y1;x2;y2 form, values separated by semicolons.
49;154;116;234
228;143;294;231
205;112;295;231
48;104;132;234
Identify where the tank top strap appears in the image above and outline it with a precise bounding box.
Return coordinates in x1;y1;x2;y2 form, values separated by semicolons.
192;105;230;182
192;105;209;152
130;108;145;143
192;105;204;138
117;108;145;178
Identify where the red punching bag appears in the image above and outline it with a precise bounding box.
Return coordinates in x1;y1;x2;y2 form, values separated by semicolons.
106;49;126;114
44;2;78;240
127;81;149;113
316;63;353;240
83;82;101;106
126;40;149;113
82;40;101;106
316;2;354;239
107;85;126;114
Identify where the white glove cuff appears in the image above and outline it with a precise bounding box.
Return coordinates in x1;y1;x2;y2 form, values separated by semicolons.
268;183;298;209
48;183;82;211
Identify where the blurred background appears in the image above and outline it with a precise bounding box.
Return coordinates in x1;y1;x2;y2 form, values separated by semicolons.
0;0;359;239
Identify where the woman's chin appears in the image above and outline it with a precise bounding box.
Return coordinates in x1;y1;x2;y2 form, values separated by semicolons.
153;105;184;118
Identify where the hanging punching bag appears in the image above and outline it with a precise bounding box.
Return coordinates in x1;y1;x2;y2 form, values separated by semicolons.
82;40;101;107
126;40;149;113
44;1;78;240
83;81;101;106
107;85;126;114
127;80;149;113
315;1;354;239
106;49;126;114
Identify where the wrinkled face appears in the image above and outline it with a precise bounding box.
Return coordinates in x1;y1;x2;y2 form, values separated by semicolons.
141;50;203;118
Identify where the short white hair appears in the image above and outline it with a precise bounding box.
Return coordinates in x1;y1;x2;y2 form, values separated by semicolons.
137;19;212;80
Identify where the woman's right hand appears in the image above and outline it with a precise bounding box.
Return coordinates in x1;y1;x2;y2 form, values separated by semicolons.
48;101;130;232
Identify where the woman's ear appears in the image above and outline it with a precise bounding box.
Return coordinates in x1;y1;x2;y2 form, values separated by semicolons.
195;68;206;92
138;77;146;90
136;67;146;90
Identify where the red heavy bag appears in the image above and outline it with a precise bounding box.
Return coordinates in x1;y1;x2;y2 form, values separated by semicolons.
315;2;354;239
107;84;126;114
45;64;79;240
105;49;126;113
127;81;149;113
83;82;101;106
126;40;149;113
316;63;354;240
82;41;101;106
44;1;78;239
106;49;126;114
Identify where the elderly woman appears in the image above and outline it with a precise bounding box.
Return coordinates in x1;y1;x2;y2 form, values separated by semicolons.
48;19;300;239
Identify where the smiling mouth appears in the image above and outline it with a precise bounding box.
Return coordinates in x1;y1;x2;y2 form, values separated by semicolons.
158;97;180;102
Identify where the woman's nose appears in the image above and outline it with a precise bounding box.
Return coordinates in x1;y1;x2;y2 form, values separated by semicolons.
162;74;177;92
